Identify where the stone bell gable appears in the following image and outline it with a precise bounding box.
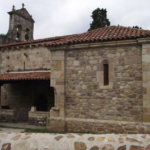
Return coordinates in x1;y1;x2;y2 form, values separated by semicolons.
7;4;34;41
0;4;34;45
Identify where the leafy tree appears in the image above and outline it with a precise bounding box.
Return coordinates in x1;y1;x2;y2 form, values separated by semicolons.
88;8;110;31
133;26;142;29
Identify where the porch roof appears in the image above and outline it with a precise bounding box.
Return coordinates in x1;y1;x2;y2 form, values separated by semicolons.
0;72;50;81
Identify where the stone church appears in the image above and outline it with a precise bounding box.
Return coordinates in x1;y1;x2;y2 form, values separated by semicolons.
0;4;150;133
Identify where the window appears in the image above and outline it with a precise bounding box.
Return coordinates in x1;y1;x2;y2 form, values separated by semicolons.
16;25;22;41
98;59;113;89
104;64;109;85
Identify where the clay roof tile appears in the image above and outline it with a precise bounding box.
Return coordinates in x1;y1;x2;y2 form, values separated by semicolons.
1;26;150;48
0;72;50;81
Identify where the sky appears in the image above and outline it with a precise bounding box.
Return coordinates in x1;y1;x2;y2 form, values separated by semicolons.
0;0;150;40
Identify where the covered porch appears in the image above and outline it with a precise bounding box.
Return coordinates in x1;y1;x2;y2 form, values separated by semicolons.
0;71;54;126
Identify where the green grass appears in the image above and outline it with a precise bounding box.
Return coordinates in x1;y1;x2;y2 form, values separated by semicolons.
0;125;94;134
25;128;94;134
24;128;59;133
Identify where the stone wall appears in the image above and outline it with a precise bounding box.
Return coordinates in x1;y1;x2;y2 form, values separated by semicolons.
28;111;49;126
66;118;147;134
66;45;143;122
0;46;51;73
0;35;16;45
1;83;32;122
0;46;51;122
0;109;17;122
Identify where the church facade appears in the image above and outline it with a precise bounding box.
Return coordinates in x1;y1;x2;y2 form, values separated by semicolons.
0;5;150;133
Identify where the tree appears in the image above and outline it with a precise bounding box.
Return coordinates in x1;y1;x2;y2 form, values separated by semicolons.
133;26;142;29
88;8;110;31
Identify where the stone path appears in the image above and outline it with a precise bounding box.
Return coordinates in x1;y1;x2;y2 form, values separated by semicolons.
0;130;150;150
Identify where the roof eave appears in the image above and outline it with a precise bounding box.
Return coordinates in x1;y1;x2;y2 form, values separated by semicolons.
47;39;139;51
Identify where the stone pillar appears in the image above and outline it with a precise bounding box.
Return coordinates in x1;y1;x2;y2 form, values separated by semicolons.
47;50;65;131
142;43;150;122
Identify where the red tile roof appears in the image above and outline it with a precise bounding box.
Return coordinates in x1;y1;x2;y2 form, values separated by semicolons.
0;72;50;81
0;36;62;48
46;26;150;46
1;26;150;48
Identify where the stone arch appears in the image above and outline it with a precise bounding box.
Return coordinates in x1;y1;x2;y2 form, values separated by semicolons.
36;86;55;111
101;59;109;64
16;25;22;41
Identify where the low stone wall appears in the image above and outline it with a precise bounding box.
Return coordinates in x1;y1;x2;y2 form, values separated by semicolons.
29;111;49;126
66;118;150;134
0;109;17;122
47;117;150;134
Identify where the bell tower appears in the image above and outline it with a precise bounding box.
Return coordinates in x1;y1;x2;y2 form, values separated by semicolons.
6;4;35;41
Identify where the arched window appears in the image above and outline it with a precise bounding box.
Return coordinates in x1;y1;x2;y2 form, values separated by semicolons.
16;25;22;41
25;28;30;40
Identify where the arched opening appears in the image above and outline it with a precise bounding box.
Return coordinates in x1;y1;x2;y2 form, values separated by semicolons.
16;25;22;41
25;28;30;40
35;87;55;111
36;94;48;111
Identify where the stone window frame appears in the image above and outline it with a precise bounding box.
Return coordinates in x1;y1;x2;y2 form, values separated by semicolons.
97;59;114;89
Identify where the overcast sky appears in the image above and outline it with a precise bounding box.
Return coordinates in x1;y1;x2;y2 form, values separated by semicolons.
0;0;150;40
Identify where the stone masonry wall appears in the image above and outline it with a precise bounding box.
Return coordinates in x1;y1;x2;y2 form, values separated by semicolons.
66;45;143;122
0;46;50;73
1;83;33;121
7;9;34;41
0;47;51;122
142;43;150;122
0;35;16;45
66;118;147;134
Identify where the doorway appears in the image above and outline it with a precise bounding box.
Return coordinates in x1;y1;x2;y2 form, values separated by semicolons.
36;94;48;111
